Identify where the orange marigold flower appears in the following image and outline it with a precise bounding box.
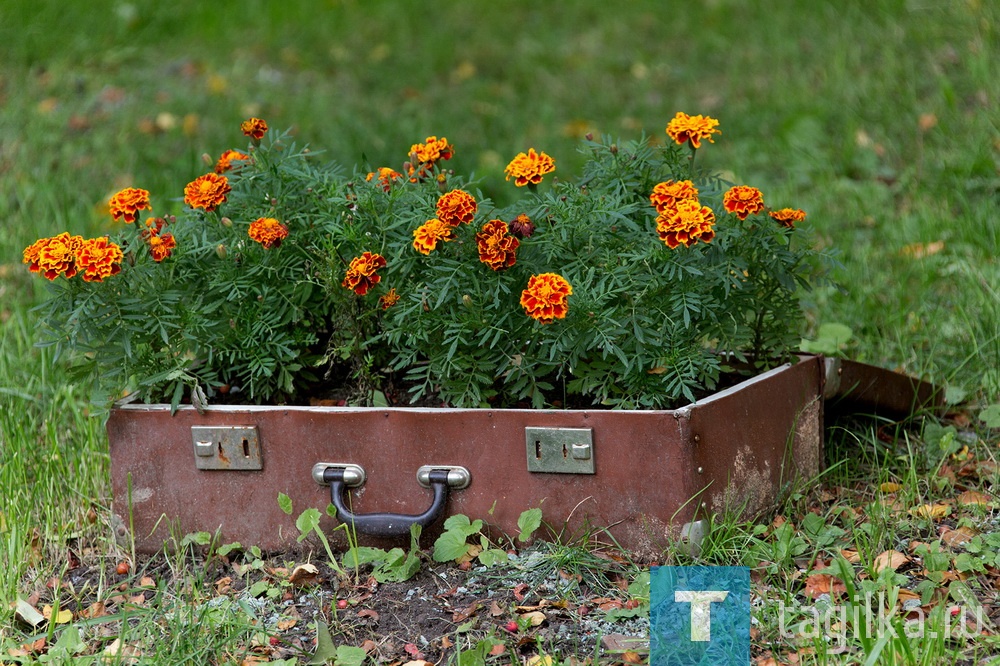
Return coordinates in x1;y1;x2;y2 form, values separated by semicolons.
32;232;84;280
342;251;387;296
520;273;572;324
436;189;478;227
665;112;721;149
215;149;251;173
412;219;455;255
723;185;765;221
656;199;716;249
769;207;807;228
476;219;520;271
109;187;151;223
184;173;231;212
409;136;454;165
248;217;289;249
649;180;699;215
22;237;50;274
504;148;556;187
379;287;400;310
366;167;403;191
240;117;268;140
76;237;123;282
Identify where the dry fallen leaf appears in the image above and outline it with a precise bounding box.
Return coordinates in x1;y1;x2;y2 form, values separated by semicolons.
289;563;320;586
910;503;950;520
275;617;297;631
941;525;978;548
802;573;846;599
879;482;902;493
839;549;862;563
873;550;909;574
519;610;547;627
957;490;992;506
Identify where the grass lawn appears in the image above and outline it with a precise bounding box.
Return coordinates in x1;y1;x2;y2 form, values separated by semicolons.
1;0;999;663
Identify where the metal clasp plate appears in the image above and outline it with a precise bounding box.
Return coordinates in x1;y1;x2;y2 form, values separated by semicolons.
191;426;262;470
525;427;595;474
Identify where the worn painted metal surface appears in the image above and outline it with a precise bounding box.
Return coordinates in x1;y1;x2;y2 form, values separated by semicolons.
107;356;833;557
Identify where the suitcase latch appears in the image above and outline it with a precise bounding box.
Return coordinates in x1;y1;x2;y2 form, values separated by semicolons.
525;427;595;474
191;426;262;470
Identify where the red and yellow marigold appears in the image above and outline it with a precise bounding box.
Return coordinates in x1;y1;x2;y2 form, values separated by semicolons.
412;219;455;255
366;167;403;191
656;199;716;249
769;207;807;228
26;232;84;280
109;187;151;223
504;148;556;187
649;180;699;215
665;112;721;149
378;287;400;310
436;189;478;227
76;237;123;282
141;218;177;262
520;273;572;324
476;219;520;271
184;173;231;212
215;149;250;173
342;252;386;296
240;117;268;140
248;217;289;249
409;136;454;165
723;185;765;221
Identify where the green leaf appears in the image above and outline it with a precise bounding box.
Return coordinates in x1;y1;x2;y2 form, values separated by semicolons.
433;530;472;562
516;507;543;542
343;546;389;567
216;542;242;557
335;645;368;666
979;404;1000;428
247;580;270;597
278;492;293;515
296;507;322;542
308;620;340;665
477;548;508;567
180;531;212;548
945;385;969;406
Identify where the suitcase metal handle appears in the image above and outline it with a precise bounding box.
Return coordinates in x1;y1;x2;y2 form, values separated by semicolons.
316;464;470;537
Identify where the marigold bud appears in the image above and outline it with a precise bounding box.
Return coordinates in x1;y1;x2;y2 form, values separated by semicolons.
216;244;227;259
201;153;213;166
462;294;473;307
220;217;233;227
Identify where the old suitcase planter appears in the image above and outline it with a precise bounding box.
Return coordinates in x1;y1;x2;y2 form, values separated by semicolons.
29;113;935;555
107;355;827;557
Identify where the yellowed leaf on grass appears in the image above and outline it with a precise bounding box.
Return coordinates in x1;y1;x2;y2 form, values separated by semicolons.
519;610;547;627
873;550;909;574
879;482;902;493
275;617;297;631
957;490;992;506
896;588;921;603
900;240;945;259
910;503;950;520
840;549;862;563
41;605;73;624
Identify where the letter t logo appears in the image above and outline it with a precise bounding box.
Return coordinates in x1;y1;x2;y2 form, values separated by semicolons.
674;590;729;641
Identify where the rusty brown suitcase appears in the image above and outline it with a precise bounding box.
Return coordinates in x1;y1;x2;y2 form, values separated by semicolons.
105;355;938;557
